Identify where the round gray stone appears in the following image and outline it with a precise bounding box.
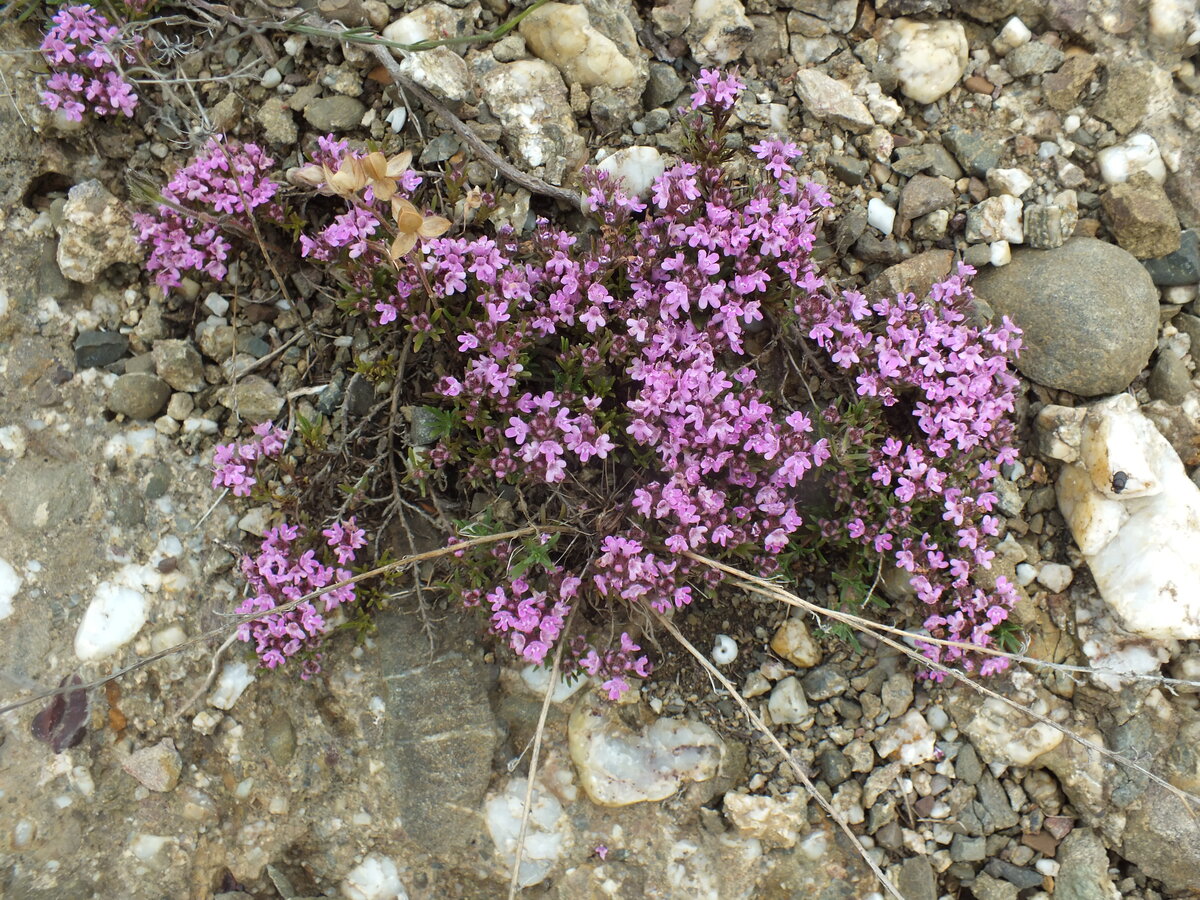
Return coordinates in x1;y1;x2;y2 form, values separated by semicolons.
972;238;1160;396
107;372;171;419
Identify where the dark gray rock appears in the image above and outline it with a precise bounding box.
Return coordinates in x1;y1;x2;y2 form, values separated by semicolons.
955;742;984;785
950;833;986;862
1005;41;1064;78
942;126;1003;178
644;62;684;109
985;858;1045;890
829;154;868;186
898;174;955;230
1056;828;1117;900
1148;352;1192;403
892;143;963;180
1142;229;1200;285
816;747;852;785
801;665;848;700
893;856;936;900
971;238;1160;396
74;330;128;369
107;372;171;419
378;604;500;857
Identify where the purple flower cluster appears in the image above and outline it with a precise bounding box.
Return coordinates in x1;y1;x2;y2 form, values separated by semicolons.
235;518;365;677
285;68;1025;688
795;267;1023;674
211;421;290;497
40;4;139;122
133;138;279;292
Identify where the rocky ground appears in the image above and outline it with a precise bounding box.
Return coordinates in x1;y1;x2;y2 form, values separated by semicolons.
2;0;1200;898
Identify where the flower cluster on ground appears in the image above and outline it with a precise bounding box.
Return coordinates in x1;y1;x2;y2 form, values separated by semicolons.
132;138;280;292
171;66;1022;685
39;4;139;122
234;518;365;678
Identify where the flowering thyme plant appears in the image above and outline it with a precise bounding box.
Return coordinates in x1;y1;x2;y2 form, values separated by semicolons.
133;137;280;292
39;4;139;122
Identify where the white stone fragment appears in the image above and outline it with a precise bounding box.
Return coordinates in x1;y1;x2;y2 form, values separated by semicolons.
519;2;640;90
768;676;809;724
569;692;725;806
953;671;1065;766
992;17;1032;56
75;579;149;661
130;834;172;863
594;146;667;200
875;710;937;765
867;197;896;235
385;107;407;133
1052;394;1200;639
966;195;1023;244
520;664;587;703
0;424;27;458
987;167;1034;197
341;854;408;900
723;790;808;848
712;634;738;665
1097;133;1167;185
209;660;255;710
685;0;755;66
1014;562;1037;586
1036;562;1074;593
882;18;969;105
484;777;566;887
989;240;1012;267
0;557;21;621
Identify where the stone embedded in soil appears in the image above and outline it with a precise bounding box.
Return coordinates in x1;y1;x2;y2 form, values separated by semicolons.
1142;229;1200;285
303;96;366;133
1147;350;1191;404
484;777;566;887
340;854;409;900
947;672;1066;767
966;195;1024;244
1101;173;1182;259
55;180;142;284
1091;62;1151;135
1048;394;1200;640
1041;53;1099;111
972;237;1159;396
480;60;584;172
722;790;808;849
568;691;725;806
684;0;754;66
74;578;150;661
1054;828;1119;900
768;676;810;724
1097;133;1167;185
793;68;874;133
881;18;968;105
216;375;283;423
769;617;821;667
122;739;182;792
519;2;642;91
875;709;936;765
74;330;128;369
1004;40;1064;78
151;339;206;393
1023;190;1079;250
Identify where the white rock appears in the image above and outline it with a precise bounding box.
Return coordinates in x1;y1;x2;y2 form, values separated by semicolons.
1015;562;1037;586
722;790;808;848
55;180;143;283
712;634;738;665
520;664;587;702
966;195;1023;244
1097;133;1168;185
569;692;725;806
875;710;936;765
75;580;149;661
881;18;969;105
987;167;1034;197
594;146;667;200
481;60;584;170
0;424;28;458
793;69;874;133
1052;394;1200;639
768;676;809;724
863;82;903;127
0;557;21;621
484;777;567;886
685;0;755;66
770;617;822;667
989;240;1012;267
341;854;408;900
867;197;897;235
952;671;1066;766
209;660;256;710
992;17;1032;55
383;4;477;103
1149;0;1199;47
385;107;407;133
519;2;640;90
1036;562;1074;592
